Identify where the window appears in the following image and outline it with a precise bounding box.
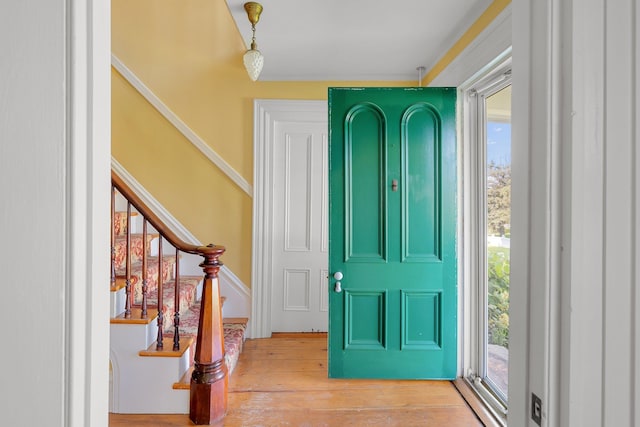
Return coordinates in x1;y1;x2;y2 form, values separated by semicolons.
484;84;511;400
461;53;511;425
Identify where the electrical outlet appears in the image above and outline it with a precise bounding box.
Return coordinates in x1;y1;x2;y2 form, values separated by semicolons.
531;393;542;426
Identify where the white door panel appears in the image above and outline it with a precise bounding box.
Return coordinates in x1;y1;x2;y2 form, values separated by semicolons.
271;121;328;332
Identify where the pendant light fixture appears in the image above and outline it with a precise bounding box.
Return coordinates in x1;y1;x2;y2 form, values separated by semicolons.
243;2;264;81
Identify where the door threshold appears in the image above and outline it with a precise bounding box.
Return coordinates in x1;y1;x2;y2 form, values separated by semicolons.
453;378;505;427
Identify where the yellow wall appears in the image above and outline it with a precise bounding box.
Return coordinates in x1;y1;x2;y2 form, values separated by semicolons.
111;0;412;285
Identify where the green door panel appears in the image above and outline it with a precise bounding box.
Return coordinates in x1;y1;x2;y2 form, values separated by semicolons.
346;104;386;262
328;87;457;379
402;103;441;262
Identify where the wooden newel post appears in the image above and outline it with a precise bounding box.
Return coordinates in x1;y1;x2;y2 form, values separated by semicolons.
190;244;227;425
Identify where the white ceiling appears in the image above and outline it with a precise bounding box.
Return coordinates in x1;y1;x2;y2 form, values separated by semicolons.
225;0;493;82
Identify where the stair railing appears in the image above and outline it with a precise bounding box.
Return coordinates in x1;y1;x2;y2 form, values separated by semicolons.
111;171;229;424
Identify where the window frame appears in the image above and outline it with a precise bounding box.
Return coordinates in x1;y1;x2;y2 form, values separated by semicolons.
459;51;512;426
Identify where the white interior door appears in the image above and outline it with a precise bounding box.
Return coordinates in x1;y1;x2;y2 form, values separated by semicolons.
270;120;328;332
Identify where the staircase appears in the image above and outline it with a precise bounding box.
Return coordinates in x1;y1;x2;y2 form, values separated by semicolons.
109;172;247;423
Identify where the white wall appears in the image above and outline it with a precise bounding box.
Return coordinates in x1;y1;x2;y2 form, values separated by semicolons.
0;3;66;422
513;0;640;426
0;1;110;426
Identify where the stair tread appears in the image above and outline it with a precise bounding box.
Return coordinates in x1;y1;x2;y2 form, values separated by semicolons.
173;367;193;390
139;337;194;358
110;276;202;324
110;277;127;292
222;317;249;325
114;256;177;287
149;277;202;331
115;254;180;270
110;307;156;325
165;300;214;337
112;233;160;271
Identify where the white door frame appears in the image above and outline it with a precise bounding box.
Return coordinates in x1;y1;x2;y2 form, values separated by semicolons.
251;99;328;338
68;0;112;425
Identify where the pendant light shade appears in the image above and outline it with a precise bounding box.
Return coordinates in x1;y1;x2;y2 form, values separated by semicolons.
243;46;264;82
243;2;264;81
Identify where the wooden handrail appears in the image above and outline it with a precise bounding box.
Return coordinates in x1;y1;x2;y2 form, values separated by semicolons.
111;171;204;255
111;170;228;424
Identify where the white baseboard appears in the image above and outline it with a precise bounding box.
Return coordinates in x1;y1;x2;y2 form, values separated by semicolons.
111;158;251;320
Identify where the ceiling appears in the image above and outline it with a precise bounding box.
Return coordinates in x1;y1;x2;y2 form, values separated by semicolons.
225;0;493;82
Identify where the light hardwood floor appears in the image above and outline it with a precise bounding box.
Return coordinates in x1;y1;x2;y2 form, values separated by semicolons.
110;334;483;426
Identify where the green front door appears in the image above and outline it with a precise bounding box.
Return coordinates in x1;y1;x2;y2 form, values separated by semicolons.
328;87;457;379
